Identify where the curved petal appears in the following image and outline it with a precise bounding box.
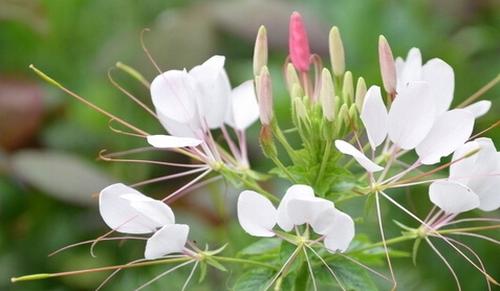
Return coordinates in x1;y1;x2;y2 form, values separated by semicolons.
463;100;491;119
146;135;202;148
464;138;500;211
416;109;474;165
422;58;454;115
334;140;383;172
144;224;189;259
286;196;333;227
429;181;479;214
277;185;315;231
323;210;355;253
157;112;202;139
396;48;422;92
225;80;259;130
99;183;174;234
190;55;231;129
361;85;388;149
150;70;200;125
388;81;435;149
237;190;277;237
449;141;480;183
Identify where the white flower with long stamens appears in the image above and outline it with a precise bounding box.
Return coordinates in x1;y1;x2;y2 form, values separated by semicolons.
429;138;500;214
148;55;258;150
237;184;355;253
99;183;190;259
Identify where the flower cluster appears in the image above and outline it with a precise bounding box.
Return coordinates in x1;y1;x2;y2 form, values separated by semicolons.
15;10;500;291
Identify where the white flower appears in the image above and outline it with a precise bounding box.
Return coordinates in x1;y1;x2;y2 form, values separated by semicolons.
148;55;259;148
237;184;355;253
99;183;189;259
429;138;500;214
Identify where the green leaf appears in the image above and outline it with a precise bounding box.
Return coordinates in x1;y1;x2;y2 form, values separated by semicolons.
279;240;302;275
206;257;227;272
238;238;281;256
232;268;274;291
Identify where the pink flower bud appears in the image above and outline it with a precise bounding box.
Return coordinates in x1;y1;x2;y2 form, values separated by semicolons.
378;35;397;95
289;11;311;72
257;66;273;125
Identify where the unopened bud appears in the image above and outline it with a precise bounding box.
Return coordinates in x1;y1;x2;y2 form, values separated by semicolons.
378;35;396;94
329;26;345;76
286;63;302;94
294;97;308;123
253;26;268;76
342;71;354;104
355;77;367;112
337;103;349;134
289;11;311;72
257;66;273;125
320;68;335;121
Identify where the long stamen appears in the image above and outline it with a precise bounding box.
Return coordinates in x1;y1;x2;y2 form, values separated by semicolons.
11;257;190;283
162;170;212;202
134;260;194;291
425;237;462;291
374;192;397;291
302;248;318;291
457;74;500;107
305;245;346;291
131;167;209;187
140;28;163;74
338;253;390;281
29;65;149;136
108;68;158;119
96;258;146;291
445;236;492;291
264;246;302;290
49;236;147;257
379;191;499;284
181;260;199;291
108;118;147;138
99;149;204;168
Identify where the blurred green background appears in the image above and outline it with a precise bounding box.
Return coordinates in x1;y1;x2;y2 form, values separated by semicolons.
0;0;499;290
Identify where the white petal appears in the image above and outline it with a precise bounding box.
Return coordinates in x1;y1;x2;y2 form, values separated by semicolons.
449;141;480;183
120;194;175;227
463;101;491;118
150;70;200;125
157;112;202;139
277;185;315;231
416;109;474;165
237;190;277;237
323;210;355;253
396;48;422;93
388;81;435;149
225;80;259;130
286;197;333;226
190;55;231;129
146;135;202;148
463;138;500;211
421;58;454;115
99;183;174;234
361;85;388;149
144;224;189;259
429;181;479;214
334;140;383;172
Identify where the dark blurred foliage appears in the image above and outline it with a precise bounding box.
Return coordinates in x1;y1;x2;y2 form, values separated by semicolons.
0;0;498;290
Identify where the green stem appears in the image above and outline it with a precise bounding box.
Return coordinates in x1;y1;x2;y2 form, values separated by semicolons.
315;140;332;186
348;234;416;254
11;257;190;283
437;224;500;234
270;155;298;183
272;122;297;160
213;256;278;270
